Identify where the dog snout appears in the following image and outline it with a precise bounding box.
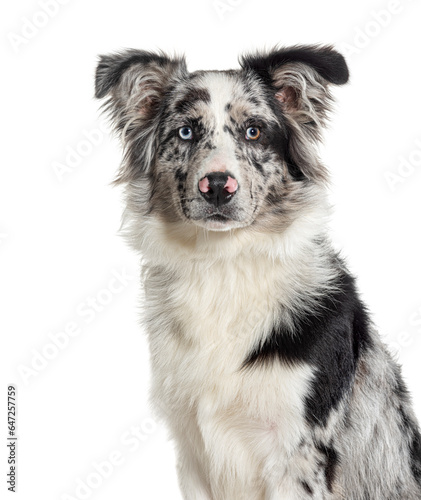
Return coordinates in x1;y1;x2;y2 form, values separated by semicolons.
198;172;238;207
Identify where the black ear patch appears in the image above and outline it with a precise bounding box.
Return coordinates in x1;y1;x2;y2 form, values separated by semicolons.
239;45;349;183
240;44;349;86
95;49;182;99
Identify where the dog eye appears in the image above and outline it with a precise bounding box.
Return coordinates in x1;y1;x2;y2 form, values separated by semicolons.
179;126;193;140
245;127;261;141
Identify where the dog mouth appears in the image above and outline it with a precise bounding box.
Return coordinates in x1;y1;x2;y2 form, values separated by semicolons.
188;211;240;231
186;200;249;231
206;214;229;222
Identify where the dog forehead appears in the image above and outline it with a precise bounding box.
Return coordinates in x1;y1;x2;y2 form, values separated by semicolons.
199;71;241;111
170;70;269;122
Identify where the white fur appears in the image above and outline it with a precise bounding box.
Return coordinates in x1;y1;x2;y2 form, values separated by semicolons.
120;190;339;498
97;46;421;500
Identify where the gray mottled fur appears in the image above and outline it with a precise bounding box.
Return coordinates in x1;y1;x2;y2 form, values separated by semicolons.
95;46;421;499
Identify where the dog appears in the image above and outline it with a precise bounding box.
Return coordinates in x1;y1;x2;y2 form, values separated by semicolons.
95;45;421;499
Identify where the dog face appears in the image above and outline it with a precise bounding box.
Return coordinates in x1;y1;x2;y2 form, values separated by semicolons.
153;70;293;232
95;46;348;233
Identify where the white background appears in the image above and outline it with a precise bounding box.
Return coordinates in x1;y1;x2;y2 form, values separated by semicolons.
1;0;421;498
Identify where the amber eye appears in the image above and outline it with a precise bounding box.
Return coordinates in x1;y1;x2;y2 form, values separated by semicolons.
245;126;261;141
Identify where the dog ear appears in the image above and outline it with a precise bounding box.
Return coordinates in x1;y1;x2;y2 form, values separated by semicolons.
240;45;349;182
95;49;187;183
95;49;187;121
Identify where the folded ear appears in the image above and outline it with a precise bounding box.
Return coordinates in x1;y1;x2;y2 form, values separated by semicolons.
240;45;348;130
95;49;187;182
240;45;349;182
95;49;187;122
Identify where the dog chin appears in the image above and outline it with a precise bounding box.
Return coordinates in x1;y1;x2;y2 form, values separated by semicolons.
192;216;245;232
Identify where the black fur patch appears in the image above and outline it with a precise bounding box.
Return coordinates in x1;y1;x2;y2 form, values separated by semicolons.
238;46;349;183
242;256;373;426
239;45;349;88
410;432;421;485
174;88;211;114
239;92;304;181
174;167;187;183
316;443;339;492
300;480;314;495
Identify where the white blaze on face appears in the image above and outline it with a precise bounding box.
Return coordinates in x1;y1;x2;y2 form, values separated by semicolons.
198;72;241;180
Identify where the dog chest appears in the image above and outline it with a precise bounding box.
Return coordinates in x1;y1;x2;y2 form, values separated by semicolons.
143;257;314;450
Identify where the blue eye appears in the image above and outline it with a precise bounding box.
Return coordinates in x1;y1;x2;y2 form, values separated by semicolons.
245;126;261;141
179;126;193;140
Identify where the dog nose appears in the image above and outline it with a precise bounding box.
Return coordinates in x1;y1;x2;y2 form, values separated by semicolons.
198;172;238;206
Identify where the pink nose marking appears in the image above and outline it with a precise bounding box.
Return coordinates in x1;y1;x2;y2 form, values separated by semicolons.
198;177;210;193
198;175;238;194
224;176;238;193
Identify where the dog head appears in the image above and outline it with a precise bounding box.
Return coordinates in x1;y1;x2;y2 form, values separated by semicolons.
95;46;348;237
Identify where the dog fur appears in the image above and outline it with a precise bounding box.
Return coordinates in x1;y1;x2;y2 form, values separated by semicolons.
95;45;421;499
